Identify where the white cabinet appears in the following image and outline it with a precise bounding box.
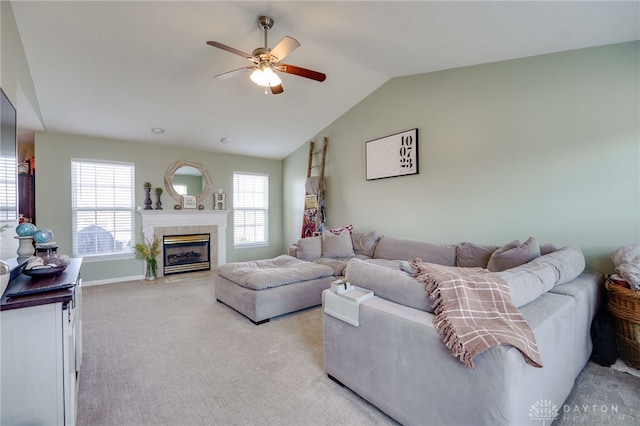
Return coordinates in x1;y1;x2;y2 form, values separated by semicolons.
0;259;82;425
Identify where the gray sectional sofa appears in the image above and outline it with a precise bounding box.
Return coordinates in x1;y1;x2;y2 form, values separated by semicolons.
215;229;602;424
322;234;603;426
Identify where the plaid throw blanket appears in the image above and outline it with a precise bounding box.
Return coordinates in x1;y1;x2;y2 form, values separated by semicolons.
411;260;543;369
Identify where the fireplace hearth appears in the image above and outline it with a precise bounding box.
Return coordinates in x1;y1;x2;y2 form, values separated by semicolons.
163;234;210;275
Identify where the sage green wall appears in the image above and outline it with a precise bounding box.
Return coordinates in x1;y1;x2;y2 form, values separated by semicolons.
35;132;284;283
284;42;640;273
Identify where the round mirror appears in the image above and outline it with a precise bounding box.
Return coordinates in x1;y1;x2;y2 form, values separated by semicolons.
163;160;212;208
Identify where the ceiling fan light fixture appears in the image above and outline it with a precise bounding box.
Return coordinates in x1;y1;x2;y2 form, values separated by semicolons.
250;65;281;88
207;15;325;94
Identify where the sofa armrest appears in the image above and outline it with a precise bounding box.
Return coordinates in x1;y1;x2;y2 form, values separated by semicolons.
288;244;298;258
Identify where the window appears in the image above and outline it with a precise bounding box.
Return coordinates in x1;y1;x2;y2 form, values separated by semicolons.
0;155;17;222
71;159;135;258
233;172;269;247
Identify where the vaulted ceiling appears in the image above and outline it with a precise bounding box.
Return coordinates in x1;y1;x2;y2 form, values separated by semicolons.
11;1;640;159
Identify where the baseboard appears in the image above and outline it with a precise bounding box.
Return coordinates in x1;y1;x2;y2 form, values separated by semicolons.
82;275;144;286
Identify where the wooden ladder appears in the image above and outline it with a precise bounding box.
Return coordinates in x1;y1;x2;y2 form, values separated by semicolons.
301;137;328;238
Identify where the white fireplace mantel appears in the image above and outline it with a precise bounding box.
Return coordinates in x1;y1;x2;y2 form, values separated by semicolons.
137;210;230;266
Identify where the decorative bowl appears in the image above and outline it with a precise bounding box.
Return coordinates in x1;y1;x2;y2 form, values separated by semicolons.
22;264;68;277
1;260;9;295
15;223;36;236
32;229;54;244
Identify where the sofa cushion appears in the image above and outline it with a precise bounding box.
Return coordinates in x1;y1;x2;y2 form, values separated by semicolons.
486;237;540;272
314;257;349;276
496;261;556;307
456;242;499;268
529;245;585;285
373;235;456;266
540;243;557;255
366;258;403;269
496;246;585;307
344;258;434;313
296;236;322;261
351;231;380;258
322;230;355;259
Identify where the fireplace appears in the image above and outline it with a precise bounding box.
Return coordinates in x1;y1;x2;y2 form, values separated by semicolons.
137;210;230;278
163;233;210;275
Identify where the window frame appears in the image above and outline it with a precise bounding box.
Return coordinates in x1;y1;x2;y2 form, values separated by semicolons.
232;171;269;248
71;158;136;260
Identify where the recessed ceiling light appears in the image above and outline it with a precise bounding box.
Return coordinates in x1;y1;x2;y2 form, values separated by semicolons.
220;137;231;144
151;128;165;134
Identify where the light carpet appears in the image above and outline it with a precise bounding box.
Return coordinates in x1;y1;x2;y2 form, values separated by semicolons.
77;271;640;426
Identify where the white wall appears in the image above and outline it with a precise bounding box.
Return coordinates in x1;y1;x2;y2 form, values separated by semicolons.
284;42;640;273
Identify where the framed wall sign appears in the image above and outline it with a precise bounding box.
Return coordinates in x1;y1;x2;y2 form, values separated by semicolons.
366;128;418;180
181;195;197;209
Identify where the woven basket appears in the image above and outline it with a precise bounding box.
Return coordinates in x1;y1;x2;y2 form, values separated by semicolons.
605;279;640;369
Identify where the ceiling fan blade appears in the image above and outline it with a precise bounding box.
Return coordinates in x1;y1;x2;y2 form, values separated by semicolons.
278;64;326;82
270;84;284;95
214;67;254;80
206;41;253;60
268;36;300;62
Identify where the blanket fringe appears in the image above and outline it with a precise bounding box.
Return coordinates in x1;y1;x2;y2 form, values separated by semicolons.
424;273;475;368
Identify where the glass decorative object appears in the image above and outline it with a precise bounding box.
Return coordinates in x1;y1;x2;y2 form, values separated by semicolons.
15;222;36;236
32;229;54;244
145;259;157;281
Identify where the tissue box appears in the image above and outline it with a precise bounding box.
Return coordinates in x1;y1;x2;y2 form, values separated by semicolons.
331;279;352;294
324;285;374;326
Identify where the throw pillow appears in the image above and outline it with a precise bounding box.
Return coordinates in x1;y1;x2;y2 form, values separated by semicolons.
328;224;354;235
352;231;380;258
540;243;557;256
456;242;499;268
296;236;321;261
322;230;355;258
487;237;541;272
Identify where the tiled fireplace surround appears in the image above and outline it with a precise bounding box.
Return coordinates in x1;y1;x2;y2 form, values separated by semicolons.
137;210;230;278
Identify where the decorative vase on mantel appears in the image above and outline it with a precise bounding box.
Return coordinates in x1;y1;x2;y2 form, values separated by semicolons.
144;182;153;210
155;188;163;210
145;258;157;281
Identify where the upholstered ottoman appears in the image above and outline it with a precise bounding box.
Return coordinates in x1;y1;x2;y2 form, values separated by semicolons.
215;255;334;324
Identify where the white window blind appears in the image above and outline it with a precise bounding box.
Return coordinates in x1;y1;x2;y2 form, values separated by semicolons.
233;172;269;247
71;159;135;257
0;155;17;221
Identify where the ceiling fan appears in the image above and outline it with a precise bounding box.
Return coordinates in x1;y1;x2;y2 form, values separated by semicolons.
207;15;326;95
